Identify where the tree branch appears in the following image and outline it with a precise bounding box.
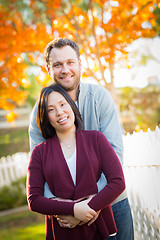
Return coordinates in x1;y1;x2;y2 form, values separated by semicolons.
89;0;107;85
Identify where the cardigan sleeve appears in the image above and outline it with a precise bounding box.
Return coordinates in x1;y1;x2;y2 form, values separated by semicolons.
88;131;125;211
27;145;75;216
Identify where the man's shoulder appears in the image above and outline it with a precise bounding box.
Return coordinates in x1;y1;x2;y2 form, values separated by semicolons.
80;82;107;92
80;82;110;98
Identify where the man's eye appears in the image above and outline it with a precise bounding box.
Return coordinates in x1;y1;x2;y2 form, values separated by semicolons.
54;63;60;67
68;61;74;64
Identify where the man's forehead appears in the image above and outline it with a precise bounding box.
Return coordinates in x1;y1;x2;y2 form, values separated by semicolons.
50;46;78;63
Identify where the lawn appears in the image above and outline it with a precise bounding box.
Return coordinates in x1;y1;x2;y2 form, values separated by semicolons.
0;127;29;158
0;209;45;239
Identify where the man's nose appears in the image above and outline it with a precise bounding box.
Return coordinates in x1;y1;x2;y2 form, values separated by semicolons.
61;63;69;73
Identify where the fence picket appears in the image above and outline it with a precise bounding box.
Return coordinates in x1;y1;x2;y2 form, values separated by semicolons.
122;127;160;239
0;153;30;187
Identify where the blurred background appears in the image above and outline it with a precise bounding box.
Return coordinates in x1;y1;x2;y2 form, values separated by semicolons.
0;0;160;239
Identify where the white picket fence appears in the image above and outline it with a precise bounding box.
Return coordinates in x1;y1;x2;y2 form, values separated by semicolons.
0;127;160;238
0;152;30;187
123;126;160;240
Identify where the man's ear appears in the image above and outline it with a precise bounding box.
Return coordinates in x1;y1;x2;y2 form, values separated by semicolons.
79;58;82;69
45;64;51;75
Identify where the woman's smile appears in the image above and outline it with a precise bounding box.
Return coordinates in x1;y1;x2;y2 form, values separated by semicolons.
57;116;68;124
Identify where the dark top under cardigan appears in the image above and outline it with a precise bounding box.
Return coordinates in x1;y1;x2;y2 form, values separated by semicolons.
27;130;125;240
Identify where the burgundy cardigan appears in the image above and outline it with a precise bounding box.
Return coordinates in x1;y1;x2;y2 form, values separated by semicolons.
27;130;125;240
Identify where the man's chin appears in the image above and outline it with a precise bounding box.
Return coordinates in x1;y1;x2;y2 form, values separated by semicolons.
61;85;75;92
54;80;79;92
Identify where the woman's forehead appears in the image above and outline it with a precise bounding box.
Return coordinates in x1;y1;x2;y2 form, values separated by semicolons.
48;91;66;106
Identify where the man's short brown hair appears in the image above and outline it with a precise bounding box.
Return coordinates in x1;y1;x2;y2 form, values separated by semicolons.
44;38;80;65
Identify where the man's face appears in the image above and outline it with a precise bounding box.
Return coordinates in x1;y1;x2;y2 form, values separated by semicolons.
48;46;81;92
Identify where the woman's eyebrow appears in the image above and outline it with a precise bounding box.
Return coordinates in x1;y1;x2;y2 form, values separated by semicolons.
48;99;65;107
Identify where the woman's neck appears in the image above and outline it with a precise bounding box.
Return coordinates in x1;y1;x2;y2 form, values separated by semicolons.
56;126;76;145
56;126;76;159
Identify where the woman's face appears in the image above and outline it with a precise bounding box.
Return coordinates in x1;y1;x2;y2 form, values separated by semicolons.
47;91;75;134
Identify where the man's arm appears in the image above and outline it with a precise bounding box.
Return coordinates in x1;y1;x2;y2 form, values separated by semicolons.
29;101;55;199
29;101;46;153
97;88;123;192
94;86;127;202
97;87;123;164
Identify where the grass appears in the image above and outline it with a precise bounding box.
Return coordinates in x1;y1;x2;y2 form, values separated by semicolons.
0;127;29;158
0;209;45;239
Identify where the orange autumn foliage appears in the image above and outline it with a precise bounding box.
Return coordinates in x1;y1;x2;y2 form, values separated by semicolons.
0;2;54;119
0;0;159;118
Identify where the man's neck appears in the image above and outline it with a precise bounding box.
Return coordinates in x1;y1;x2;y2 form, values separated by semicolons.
67;86;79;102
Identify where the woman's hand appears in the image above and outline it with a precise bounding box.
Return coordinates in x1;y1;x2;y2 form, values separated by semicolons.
74;199;97;223
52;194;98;227
54;215;80;228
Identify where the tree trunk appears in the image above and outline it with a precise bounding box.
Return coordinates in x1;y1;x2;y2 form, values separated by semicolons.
106;63;121;120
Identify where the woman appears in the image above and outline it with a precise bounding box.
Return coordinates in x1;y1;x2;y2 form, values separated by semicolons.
27;84;125;240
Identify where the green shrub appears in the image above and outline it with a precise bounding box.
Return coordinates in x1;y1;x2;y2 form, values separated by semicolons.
0;177;27;211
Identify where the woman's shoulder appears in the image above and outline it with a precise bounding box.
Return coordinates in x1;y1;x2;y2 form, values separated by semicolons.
32;136;56;154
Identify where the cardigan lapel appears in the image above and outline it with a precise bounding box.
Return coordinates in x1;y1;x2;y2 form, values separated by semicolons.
49;135;76;199
49;132;98;200
74;131;98;200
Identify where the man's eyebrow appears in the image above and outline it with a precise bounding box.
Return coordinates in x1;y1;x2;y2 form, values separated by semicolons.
52;58;76;66
67;58;75;61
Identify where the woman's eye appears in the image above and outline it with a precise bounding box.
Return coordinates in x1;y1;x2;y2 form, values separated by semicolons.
48;108;54;112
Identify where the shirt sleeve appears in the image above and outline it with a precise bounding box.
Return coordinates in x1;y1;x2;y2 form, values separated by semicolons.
29;101;56;199
27;146;74;216
97;86;124;165
88;131;125;212
28;101;46;153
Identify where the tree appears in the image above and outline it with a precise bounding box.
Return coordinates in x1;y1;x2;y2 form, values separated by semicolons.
0;0;159;120
153;5;160;36
0;0;53;121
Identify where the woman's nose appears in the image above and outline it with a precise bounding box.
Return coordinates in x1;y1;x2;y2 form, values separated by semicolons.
56;108;63;116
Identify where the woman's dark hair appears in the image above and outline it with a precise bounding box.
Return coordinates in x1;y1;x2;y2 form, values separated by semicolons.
37;84;83;139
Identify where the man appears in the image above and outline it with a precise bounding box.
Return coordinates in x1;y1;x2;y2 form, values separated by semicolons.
29;38;134;240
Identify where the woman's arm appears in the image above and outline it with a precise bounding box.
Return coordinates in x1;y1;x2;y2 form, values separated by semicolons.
28;146;97;228
88;131;125;212
27;146;74;216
